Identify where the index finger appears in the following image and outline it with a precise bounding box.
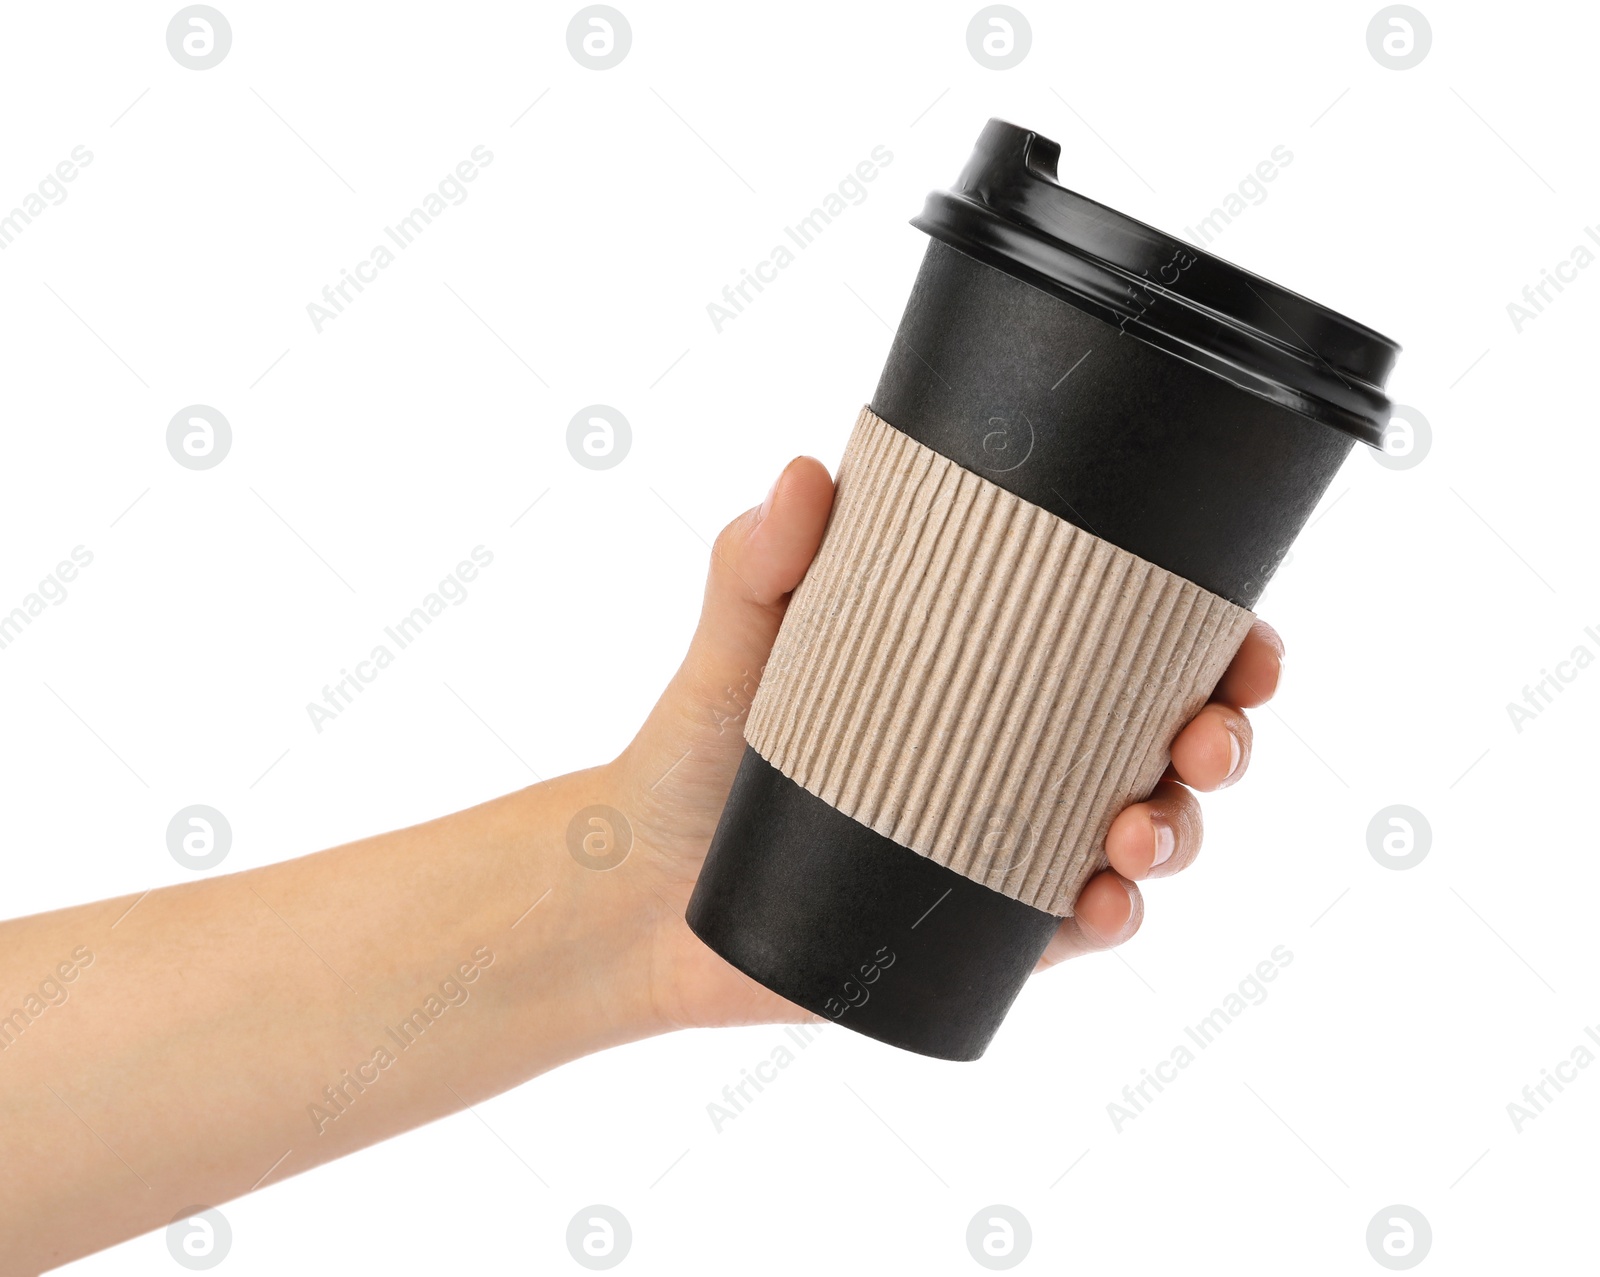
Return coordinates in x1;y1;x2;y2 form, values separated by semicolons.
1212;617;1284;709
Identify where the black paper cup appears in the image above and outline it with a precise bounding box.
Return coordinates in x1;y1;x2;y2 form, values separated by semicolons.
687;120;1399;1060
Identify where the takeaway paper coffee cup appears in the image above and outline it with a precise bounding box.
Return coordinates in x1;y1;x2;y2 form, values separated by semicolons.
686;120;1400;1060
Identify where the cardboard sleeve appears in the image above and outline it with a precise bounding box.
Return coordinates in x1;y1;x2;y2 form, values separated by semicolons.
745;407;1255;916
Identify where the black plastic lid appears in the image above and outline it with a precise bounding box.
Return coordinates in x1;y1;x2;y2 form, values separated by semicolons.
912;120;1400;447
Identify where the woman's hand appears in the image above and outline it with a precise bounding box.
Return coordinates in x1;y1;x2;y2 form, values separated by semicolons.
608;456;1286;1032
0;455;1284;1268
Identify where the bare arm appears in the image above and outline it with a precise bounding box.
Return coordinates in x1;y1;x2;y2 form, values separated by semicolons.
0;457;1279;1270
0;769;657;1270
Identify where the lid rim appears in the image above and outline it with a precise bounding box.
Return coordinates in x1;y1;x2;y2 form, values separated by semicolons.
912;120;1399;448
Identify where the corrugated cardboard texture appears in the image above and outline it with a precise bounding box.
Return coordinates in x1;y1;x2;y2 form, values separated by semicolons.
745;407;1255;917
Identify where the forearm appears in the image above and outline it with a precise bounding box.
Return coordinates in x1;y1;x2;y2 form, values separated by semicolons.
0;455;1263;1270
0;765;660;1271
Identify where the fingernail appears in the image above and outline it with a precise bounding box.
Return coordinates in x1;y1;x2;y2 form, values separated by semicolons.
1150;816;1175;870
1220;728;1244;787
1115;882;1140;940
757;470;781;524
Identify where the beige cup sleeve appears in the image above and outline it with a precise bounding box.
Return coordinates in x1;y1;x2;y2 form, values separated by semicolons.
744;407;1255;917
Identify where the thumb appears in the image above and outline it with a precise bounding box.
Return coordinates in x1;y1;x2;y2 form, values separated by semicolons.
626;456;835;802
692;455;835;678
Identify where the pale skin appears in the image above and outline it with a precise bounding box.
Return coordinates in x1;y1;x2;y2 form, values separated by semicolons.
0;457;1283;1272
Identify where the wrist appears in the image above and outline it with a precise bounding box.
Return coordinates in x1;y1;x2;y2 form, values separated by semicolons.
500;764;676;1049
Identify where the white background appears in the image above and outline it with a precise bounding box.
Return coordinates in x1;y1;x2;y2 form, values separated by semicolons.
1;0;1593;1271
